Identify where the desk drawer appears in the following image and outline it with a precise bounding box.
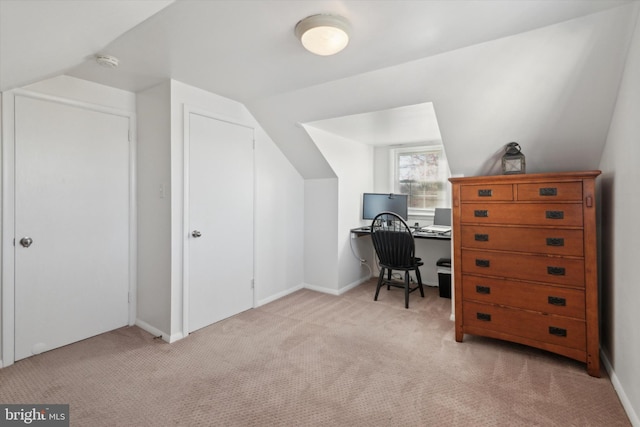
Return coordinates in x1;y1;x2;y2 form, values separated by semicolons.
460;203;583;226
460;225;584;256
460;184;513;201
461;249;585;287
463;301;586;350
516;182;582;201
461;275;585;319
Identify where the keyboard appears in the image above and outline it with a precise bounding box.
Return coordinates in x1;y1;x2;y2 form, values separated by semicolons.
420;225;451;233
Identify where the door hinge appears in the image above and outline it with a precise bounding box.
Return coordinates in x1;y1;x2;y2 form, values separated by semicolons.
251;279;254;289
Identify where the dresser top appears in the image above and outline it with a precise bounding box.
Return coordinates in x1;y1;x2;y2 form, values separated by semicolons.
449;170;601;184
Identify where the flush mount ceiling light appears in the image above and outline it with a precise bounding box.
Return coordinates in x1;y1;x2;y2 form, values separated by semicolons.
294;14;351;56
95;54;119;69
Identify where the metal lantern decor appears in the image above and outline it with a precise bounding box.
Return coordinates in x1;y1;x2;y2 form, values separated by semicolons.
501;142;525;174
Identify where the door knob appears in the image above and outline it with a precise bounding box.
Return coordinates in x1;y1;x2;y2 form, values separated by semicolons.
20;237;33;248
191;230;202;238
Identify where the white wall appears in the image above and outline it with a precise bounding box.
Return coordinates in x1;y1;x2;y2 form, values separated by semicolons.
373;146;392;194
598;6;640;425
254;125;305;306
1;76;136;366
2;75;304;356
305;127;374;290
168;81;247;338
136;81;172;336
305;128;453;291
304;178;339;292
136;79;306;340
18;75;136;111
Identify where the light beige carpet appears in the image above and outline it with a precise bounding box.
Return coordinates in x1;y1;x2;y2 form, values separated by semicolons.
0;280;630;426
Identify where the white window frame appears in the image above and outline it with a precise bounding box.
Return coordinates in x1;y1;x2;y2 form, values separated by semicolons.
390;145;451;218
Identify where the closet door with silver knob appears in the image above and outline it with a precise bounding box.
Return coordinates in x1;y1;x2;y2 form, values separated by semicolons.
186;111;254;333
13;95;130;361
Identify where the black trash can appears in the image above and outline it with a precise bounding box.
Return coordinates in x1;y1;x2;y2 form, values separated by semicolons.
436;258;452;299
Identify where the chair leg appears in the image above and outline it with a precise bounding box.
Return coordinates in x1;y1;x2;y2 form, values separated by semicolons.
416;267;424;297
404;271;410;309
387;269;392;290
374;268;385;301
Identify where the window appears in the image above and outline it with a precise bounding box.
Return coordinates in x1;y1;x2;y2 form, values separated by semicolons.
392;145;450;214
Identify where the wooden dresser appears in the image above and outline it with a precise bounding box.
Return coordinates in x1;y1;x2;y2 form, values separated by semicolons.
449;171;600;377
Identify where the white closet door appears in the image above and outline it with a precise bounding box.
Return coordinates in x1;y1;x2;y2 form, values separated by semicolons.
14;96;130;360
188;113;254;333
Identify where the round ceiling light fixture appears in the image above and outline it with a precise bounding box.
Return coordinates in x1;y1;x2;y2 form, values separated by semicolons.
95;54;120;69
294;14;351;56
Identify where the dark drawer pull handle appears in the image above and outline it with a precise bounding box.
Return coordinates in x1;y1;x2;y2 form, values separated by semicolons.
546;238;565;246
476;285;491;294
475;259;490;268
549;326;567;337
547;266;566;276
474;210;488;217
477;312;492;322
548;296;567;306
478;189;493;197
546;210;564;219
539;187;558;196
475;234;489;241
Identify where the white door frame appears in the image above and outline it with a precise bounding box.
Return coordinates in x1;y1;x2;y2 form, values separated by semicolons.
1;90;137;368
181;105;256;338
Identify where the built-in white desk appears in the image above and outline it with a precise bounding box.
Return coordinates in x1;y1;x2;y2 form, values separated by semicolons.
350;227;451;287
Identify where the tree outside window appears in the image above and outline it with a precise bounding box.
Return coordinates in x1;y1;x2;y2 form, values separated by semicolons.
394;146;450;211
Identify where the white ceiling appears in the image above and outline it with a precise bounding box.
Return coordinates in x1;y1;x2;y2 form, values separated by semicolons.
0;0;174;90
1;0;638;179
305;103;441;146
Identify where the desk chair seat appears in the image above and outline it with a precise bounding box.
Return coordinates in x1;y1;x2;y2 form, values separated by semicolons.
370;212;425;308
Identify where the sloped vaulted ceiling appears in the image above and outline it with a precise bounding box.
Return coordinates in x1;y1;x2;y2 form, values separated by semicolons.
0;0;175;90
248;3;640;178
1;0;638;178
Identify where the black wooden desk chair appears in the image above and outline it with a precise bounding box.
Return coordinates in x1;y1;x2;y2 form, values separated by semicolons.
370;211;425;308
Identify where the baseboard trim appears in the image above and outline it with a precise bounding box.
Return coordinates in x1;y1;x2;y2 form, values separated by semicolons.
135;319;172;343
304;276;438;297
166;332;184;343
601;350;640;427
256;284;305;307
337;276;371;295
303;283;340;296
303;276;369;297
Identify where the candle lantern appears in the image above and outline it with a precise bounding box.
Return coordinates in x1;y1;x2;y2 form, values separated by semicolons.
501;142;525;174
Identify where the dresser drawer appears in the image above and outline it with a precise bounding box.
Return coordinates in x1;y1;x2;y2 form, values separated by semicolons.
463;301;586;350
460;203;583;226
460;184;513;201
460;225;584;256
461;275;585;319
516;182;583;201
461;249;585;287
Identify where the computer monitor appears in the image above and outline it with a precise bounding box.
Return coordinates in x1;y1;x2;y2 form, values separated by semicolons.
433;208;451;226
362;193;408;220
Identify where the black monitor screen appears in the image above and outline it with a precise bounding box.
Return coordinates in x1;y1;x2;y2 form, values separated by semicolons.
362;193;408;220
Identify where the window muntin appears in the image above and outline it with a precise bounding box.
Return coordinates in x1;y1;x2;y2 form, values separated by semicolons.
393;146;450;213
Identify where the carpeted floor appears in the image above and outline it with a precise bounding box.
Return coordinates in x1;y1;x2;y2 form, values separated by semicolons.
0;280;631;426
